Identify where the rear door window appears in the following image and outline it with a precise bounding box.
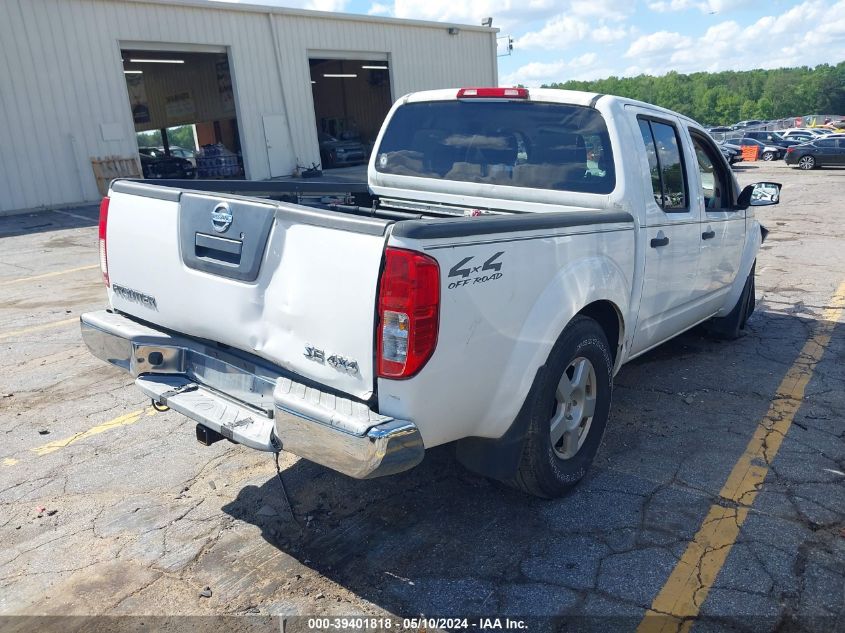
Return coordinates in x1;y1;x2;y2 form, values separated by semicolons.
638;120;662;207
637;118;688;211
375;100;615;194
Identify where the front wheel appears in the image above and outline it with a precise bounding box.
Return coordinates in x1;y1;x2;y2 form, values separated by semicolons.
798;155;815;170
508;316;613;498
705;262;755;340
762;151;774;161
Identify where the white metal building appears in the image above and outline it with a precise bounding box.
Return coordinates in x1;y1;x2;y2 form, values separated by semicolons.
0;0;498;213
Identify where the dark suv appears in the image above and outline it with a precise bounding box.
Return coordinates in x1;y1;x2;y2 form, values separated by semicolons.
743;131;800;148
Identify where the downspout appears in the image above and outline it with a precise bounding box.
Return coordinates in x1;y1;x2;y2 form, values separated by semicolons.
491;31;499;86
267;12;298;176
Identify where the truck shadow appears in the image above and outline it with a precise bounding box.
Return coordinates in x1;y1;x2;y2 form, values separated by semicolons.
0;205;98;239
220;307;839;618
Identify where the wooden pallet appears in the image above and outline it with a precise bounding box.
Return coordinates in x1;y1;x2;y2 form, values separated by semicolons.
91;156;142;197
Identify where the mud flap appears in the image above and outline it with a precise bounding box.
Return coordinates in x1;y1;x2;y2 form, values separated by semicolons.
454;364;546;480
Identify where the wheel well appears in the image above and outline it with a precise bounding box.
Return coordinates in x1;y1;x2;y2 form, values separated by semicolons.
577;301;623;363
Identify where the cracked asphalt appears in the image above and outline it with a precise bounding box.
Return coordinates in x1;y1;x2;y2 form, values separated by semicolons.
0;162;843;632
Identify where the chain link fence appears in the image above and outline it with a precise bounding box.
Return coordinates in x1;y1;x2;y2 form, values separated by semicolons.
709;114;844;143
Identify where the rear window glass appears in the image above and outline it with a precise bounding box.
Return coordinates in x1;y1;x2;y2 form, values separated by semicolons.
374;101;615;194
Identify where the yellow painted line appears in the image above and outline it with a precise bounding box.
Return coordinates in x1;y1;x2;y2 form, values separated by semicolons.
0;264;98;287
30;407;156;456
637;280;845;633
2;458;18;467
0;317;78;342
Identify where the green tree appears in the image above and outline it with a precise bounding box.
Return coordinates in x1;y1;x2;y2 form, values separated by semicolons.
740;99;757;121
544;62;845;125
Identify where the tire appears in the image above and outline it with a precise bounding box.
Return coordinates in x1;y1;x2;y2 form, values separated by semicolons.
762;151;774;161
507;316;613;498
705;262;756;340
798;155;815;170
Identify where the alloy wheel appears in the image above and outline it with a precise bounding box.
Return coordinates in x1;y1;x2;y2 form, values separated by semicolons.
550;357;597;459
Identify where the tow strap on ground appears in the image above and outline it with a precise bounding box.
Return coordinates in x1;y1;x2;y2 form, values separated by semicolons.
274;451;300;527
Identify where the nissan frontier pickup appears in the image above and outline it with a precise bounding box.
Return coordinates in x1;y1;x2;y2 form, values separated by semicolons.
81;87;778;497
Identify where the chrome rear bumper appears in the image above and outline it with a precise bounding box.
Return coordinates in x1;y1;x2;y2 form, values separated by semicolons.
80;310;424;479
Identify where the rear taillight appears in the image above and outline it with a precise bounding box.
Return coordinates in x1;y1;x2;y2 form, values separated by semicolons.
98;196;110;287
786;147;794;153
377;248;440;379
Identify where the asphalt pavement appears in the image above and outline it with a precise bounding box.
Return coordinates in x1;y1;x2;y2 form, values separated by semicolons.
0;162;843;632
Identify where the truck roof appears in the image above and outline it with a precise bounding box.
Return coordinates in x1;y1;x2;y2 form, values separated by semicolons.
401;88;700;128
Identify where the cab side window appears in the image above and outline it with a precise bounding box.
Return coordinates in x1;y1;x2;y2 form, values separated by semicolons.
691;134;729;210
638;117;688;212
638;120;662;207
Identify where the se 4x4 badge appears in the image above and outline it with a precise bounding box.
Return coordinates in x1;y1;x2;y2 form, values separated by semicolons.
304;344;359;375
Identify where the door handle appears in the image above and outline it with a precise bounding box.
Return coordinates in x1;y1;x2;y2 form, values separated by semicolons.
650;236;669;248
702;229;716;240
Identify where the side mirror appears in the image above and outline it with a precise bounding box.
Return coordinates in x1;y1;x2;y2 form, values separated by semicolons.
737;181;781;209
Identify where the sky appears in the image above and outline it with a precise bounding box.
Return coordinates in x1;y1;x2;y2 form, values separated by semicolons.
212;0;845;86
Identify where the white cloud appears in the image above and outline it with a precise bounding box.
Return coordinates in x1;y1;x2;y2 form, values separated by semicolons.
367;2;392;15
648;0;754;13
516;15;590;49
304;0;348;9
624;30;692;58
501;52;613;86
626;1;845;75
702;0;755;12
647;0;697;11
592;24;629;42
570;0;633;21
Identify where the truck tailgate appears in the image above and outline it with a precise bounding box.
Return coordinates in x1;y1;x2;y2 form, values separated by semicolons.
104;184;390;400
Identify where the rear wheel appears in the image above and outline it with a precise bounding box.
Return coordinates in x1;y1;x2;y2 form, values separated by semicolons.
762;151;774;161
798;155;815;170
508;316;613;498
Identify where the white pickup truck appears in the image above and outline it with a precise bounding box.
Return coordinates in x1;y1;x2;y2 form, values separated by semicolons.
81;87;779;497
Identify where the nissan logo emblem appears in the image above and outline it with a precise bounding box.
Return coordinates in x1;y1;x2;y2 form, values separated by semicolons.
211;203;233;233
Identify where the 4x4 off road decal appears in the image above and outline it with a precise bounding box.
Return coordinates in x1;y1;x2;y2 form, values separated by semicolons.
447;252;504;289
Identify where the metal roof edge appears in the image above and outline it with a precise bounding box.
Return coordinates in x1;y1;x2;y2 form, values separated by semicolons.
112;0;500;34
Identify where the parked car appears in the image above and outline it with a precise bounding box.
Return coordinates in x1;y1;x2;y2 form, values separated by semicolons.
318;131;368;168
781;128;831;143
707;126;732;133
83;87;778;498
785;137;845;170
743;131;800;148
719;144;742;164
138;147;195;179
737;137;787;161
159;145;197;168
731;120;765;130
